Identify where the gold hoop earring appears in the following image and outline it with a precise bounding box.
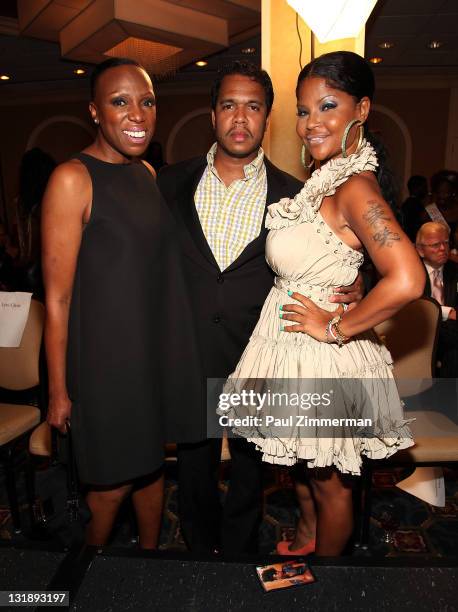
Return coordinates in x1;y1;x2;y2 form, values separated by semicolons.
301;144;315;169
341;120;364;158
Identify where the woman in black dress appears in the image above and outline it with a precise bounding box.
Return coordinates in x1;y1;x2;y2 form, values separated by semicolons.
42;58;195;548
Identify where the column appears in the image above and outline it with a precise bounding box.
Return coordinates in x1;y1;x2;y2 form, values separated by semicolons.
262;0;366;180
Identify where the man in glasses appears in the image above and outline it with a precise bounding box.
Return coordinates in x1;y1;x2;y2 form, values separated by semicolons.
416;221;458;377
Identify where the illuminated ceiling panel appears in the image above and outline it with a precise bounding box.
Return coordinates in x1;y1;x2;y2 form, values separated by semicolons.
16;0;261;74
105;37;182;78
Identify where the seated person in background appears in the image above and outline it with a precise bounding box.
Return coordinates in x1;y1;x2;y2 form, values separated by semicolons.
416;222;458;377
401;175;428;242
426;171;458;232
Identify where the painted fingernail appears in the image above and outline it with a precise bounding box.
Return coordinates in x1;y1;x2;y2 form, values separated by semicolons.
279;312;283;319
287;290;293;296
279;305;283;311
280;325;284;331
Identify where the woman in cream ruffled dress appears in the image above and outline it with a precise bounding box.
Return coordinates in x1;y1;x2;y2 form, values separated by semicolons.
219;52;425;556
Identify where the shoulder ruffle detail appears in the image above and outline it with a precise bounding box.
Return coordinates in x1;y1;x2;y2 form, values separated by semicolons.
266;141;378;230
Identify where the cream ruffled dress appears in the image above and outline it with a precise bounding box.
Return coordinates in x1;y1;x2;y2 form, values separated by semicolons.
219;142;414;475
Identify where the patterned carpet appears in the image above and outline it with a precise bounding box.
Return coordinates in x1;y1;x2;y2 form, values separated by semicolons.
1;462;457;557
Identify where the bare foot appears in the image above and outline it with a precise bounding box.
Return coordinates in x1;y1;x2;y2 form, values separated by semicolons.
288;517;316;551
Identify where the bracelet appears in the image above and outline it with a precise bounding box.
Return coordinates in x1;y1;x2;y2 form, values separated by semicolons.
328;323;338;342
325;321;330;343
325;320;334;343
334;303;349;317
330;323;344;347
332;319;350;346
326;315;341;344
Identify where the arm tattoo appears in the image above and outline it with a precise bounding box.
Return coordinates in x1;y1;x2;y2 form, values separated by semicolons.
363;200;400;248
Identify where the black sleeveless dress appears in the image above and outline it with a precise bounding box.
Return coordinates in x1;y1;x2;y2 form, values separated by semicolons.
67;154;201;485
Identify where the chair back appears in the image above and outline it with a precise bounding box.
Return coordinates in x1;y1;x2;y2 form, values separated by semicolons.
0;300;44;390
374;297;440;397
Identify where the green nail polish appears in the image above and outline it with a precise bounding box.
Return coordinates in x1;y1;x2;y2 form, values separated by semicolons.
287;290;293;296
279;305;283;311
280;324;284;331
279;312;283;319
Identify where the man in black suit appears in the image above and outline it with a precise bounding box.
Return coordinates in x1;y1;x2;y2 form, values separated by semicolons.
416;221;458;377
158;62;361;555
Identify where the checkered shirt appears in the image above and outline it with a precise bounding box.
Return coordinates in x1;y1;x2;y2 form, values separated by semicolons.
194;143;267;271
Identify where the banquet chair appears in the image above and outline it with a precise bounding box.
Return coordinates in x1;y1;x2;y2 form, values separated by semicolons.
358;297;458;547
29;421;52;457
0;299;44;532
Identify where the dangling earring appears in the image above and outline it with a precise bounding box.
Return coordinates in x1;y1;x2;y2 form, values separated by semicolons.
301;144;315;170
341;120;364;158
94;118;99;125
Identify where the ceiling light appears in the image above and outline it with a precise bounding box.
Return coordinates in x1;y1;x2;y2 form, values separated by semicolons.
0;74;10;81
105;38;182;77
241;47;256;54
378;42;394;49
369;57;383;64
73;68;86;75
195;60;208;67
287;0;377;43
428;41;443;49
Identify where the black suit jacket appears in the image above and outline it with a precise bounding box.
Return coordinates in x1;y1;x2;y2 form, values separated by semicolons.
158;156;302;438
423;260;458;308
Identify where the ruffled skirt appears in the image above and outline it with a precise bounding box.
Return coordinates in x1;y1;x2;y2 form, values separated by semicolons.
219;285;414;475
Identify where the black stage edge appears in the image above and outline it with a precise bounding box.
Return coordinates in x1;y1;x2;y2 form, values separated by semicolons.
1;543;458;611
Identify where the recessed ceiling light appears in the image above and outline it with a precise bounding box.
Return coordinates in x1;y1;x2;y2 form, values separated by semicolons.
0;74;10;81
428;41;443;49
74;68;86;75
195;60;208;67
241;47;256;54
369;57;383;64
378;42;394;49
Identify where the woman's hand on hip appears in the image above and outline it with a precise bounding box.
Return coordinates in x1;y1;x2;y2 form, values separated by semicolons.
280;292;336;342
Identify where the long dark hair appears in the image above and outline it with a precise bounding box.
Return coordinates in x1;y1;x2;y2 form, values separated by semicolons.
296;51;398;209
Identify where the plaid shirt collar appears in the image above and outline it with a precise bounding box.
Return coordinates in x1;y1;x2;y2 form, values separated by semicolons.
206;142;265;182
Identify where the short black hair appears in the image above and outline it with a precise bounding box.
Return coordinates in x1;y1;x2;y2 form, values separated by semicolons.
90;57;144;99
210;61;274;115
407;175;427;195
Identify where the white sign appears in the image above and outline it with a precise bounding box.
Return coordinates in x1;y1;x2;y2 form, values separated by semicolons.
0;292;33;347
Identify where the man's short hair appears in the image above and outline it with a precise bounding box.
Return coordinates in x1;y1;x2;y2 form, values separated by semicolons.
415;221;450;245
210;61;274;115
